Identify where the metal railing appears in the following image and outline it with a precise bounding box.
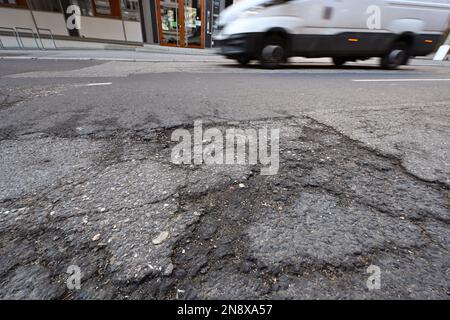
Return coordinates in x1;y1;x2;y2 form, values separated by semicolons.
0;27;22;49
14;27;41;49
0;26;58;50
37;27;57;49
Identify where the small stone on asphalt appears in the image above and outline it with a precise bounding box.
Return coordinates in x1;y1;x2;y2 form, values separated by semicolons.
152;231;169;245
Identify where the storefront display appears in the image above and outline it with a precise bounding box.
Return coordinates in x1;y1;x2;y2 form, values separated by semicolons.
157;0;204;48
153;0;232;48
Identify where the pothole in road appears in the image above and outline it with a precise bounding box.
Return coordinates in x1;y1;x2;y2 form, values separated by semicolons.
166;118;449;299
0;117;448;299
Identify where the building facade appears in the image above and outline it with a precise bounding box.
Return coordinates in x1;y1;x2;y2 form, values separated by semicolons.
0;0;234;48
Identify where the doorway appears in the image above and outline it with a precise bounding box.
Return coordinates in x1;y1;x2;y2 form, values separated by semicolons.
156;0;204;48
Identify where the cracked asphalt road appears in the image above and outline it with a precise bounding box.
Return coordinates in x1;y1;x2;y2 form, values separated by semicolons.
0;56;449;299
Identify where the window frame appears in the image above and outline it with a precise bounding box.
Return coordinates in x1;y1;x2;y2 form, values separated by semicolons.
120;0;141;22
0;0;28;9
28;0;63;13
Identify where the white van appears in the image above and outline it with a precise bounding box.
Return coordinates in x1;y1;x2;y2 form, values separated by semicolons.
214;0;450;68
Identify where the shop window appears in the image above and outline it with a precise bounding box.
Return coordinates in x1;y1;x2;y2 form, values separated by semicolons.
0;0;28;8
66;0;94;16
93;0;121;18
93;0;111;15
29;0;62;12
121;0;140;21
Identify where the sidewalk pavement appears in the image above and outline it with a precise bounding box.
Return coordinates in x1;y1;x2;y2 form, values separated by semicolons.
0;48;224;62
1;47;449;67
138;44;217;56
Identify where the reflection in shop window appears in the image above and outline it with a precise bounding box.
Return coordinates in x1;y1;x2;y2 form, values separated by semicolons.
68;0;94;16
94;0;111;15
0;0;28;7
159;0;180;45
29;0;62;12
184;0;202;47
121;0;140;21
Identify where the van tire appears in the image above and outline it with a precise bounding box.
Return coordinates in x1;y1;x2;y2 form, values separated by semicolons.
260;33;286;69
261;45;285;69
381;42;410;70
237;57;251;66
333;57;347;67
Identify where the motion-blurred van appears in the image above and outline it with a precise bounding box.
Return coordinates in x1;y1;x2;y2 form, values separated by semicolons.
214;0;450;68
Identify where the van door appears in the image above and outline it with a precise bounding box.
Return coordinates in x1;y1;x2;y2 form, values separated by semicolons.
291;0;392;57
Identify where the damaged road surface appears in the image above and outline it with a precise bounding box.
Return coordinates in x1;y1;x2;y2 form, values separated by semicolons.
0;59;449;299
1;118;448;299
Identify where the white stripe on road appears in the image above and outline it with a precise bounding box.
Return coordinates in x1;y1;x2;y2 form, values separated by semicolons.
84;82;112;87
353;78;450;82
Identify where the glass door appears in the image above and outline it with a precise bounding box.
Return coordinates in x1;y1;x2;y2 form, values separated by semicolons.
183;0;203;48
158;0;181;47
157;0;204;48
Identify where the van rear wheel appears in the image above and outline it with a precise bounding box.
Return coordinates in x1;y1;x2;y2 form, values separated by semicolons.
333;57;347;67
237;57;251;66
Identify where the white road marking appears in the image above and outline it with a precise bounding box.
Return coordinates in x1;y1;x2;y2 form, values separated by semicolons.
84;82;112;87
353;78;450;82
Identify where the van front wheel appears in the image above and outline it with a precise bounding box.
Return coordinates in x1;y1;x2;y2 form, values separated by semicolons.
261;45;284;69
381;43;410;70
260;34;286;69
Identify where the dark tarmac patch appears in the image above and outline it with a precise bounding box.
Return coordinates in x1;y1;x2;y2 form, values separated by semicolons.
163;119;449;299
0;117;448;299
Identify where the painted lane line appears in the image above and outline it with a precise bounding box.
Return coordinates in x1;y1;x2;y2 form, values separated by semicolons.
84;82;112;87
352;78;450;82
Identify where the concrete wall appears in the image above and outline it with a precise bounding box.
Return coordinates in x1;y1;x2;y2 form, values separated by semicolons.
124;20;143;42
0;7;35;30
0;6;143;43
78;16;143;42
79;16;126;41
0;35;140;49
33;11;69;36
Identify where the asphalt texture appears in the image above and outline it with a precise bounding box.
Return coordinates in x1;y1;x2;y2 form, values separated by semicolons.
0;52;449;299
